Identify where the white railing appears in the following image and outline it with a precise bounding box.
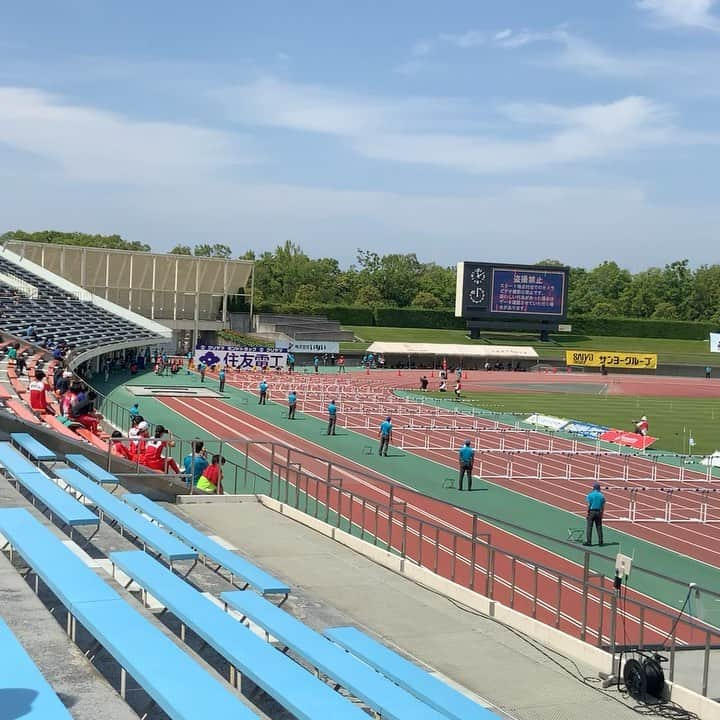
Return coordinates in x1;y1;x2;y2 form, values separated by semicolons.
0;271;38;299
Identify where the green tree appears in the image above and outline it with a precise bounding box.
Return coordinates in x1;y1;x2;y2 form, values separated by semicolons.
169;244;193;255
689;265;720;321
417;263;455;307
651;301;680;320
592;301;621;318
194;243;233;258
412;291;443;309
619;268;667;318
356;250;422;306
293;283;323;308
661;259;693;320
1;229;150;252
355;285;384;308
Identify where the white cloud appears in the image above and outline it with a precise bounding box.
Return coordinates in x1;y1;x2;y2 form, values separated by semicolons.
216;75;470;136
217;78;677;175
0;87;257;184
637;0;720;31
439;30;487;49
353;96;670;174
492;28;564;49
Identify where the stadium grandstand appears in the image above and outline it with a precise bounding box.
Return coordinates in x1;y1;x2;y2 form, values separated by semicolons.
1;238;254;351
1;246;718;720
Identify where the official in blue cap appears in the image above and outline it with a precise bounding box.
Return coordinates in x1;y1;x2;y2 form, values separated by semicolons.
458;439;475;491
584;482;606;546
378;415;393;457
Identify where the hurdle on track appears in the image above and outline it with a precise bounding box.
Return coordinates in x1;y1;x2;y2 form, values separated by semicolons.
600;485;720;523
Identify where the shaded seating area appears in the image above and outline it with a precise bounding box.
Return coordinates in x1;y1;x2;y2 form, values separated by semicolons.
0;256;162;353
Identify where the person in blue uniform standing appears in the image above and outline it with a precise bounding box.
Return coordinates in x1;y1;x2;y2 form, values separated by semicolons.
288;389;297;419
584;482;605;546
327;399;337;435
458;440;474;490
378;416;393;457
259;378;269;405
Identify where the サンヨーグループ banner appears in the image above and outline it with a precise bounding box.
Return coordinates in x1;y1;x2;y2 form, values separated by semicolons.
565;350;657;370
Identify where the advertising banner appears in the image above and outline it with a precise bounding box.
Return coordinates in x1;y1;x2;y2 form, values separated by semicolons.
274;340;340;354
195;345;287;370
710;333;720;353
565;350;657;370
599;429;657;450
563;421;609;439
522;414;569;431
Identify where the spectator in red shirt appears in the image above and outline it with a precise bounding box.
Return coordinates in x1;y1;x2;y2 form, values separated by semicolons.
110;430;131;460
128;418;149;460
29;369;54;415
142;424;180;474
196;454;225;494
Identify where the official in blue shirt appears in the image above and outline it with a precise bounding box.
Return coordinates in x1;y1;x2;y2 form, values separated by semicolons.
458;440;475;491
584;482;606;546
314;356;320;374
218;367;226;393
259;379;269;405
327;400;337;435
288;390;297;420
378;416;393;457
287;352;295;373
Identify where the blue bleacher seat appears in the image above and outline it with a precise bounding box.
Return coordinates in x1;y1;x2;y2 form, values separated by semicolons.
0;444;98;532
11;473;100;530
221;590;448;720
0;616;73;719
0;508;259;719
0;443;42;477
111;550;366;720
55;470;197;566
325;626;499;720
10;433;57;462
123;493;289;598
65;454;117;485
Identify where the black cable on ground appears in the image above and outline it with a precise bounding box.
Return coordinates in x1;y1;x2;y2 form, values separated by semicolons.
403;571;700;720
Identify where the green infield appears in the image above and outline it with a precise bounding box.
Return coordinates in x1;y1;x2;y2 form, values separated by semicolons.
437;390;720;455
342;326;717;365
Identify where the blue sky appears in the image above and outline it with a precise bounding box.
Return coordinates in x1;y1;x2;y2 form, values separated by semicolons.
1;0;719;270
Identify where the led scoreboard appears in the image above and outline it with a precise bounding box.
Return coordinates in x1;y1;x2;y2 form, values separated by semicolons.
455;261;569;324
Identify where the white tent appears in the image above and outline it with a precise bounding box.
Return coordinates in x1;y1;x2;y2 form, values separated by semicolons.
365;342;538;359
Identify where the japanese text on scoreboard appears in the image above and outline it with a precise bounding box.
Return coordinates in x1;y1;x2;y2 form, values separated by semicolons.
491;269;566;315
565;350;657;370
195;345;287;370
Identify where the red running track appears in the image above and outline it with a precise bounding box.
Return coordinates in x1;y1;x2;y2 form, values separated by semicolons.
160;396;717;647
